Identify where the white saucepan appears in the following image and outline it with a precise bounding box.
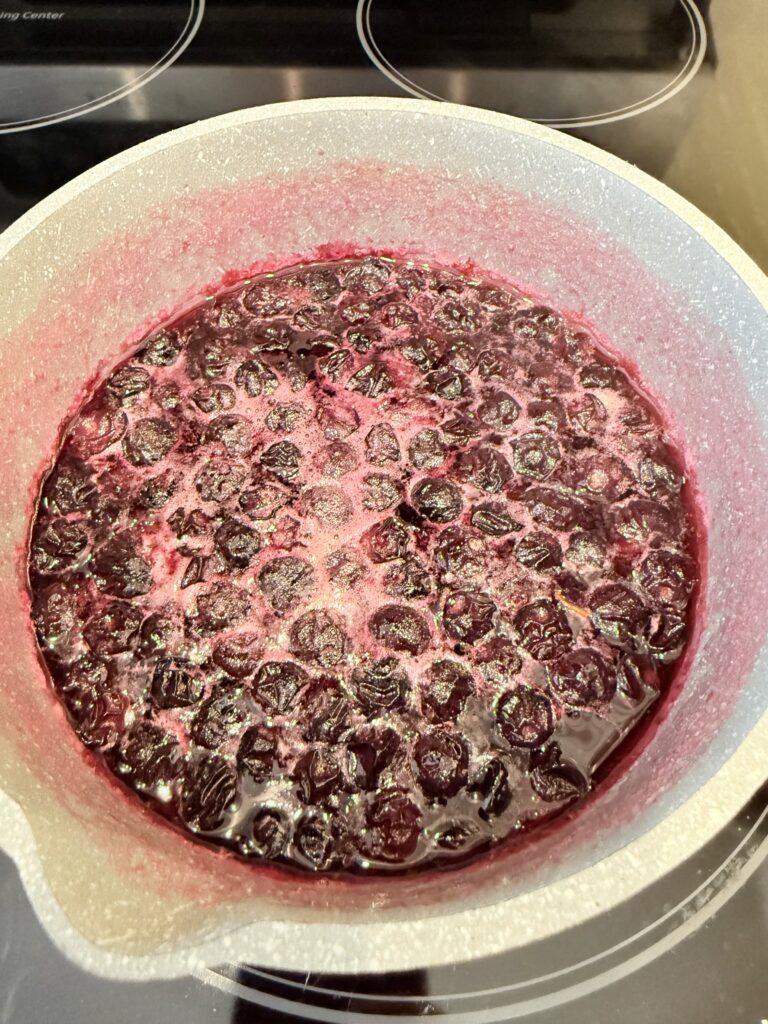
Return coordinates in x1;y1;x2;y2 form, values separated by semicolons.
1;97;767;979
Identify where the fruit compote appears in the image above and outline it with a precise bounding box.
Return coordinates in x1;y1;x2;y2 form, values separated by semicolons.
28;255;701;873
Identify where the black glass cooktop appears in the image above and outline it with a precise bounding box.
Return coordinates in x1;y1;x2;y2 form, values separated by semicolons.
0;0;725;220
2;1;768;1021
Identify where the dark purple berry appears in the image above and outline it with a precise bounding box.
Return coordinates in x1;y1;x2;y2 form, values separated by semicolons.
71;404;127;458
413;728;469;799
215;518;262;569
635;550;696;606
442;590;496;645
180;754;238;832
192;382;236;414
84;601;142;656
194;582;250;634
369;604;431;655
455;447;511;494
411;477;463;523
293;813;338;870
421;659;473;721
191;683;249;749
590;583;650;650
363;789;421;862
471;758;512;819
515;532;562;572
253;660;307;713
251;809;289;858
141;329;181;366
383;556;433;599
512;432;561;481
408;429;446;470
92;533;152;598
496;685;554;748
235;358;278;397
258;556;315;612
290;609;350;668
361;517;410;563
474;637;522;687
550;648;616;706
119;722;181;790
347;726;401;790
365;424;401;466
425;367;471;400
195;458;248;503
362;473;402;511
151;659;204;709
434;526;486;577
471;502;521;537
261;440;302;483
346;360;394;398
514;600;572;661
530;745;588;802
294;747;344;804
213;633;260;678
478;389;520;429
123;417;175;466
350;656;409;712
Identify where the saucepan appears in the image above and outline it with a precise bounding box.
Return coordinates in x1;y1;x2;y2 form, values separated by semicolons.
1;97;767;978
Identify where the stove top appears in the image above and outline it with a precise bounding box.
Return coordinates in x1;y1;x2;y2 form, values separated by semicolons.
2;1;768;1021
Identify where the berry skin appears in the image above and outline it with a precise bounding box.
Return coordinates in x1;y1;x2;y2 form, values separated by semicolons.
496;686;554;749
414;728;469;800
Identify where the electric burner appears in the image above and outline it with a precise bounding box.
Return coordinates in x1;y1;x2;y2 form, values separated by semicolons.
0;0;203;133
356;0;708;128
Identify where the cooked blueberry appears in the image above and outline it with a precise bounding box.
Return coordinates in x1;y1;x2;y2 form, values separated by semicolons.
496;685;554;748
442;590;496;645
413;728;469;799
369;604;431;655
